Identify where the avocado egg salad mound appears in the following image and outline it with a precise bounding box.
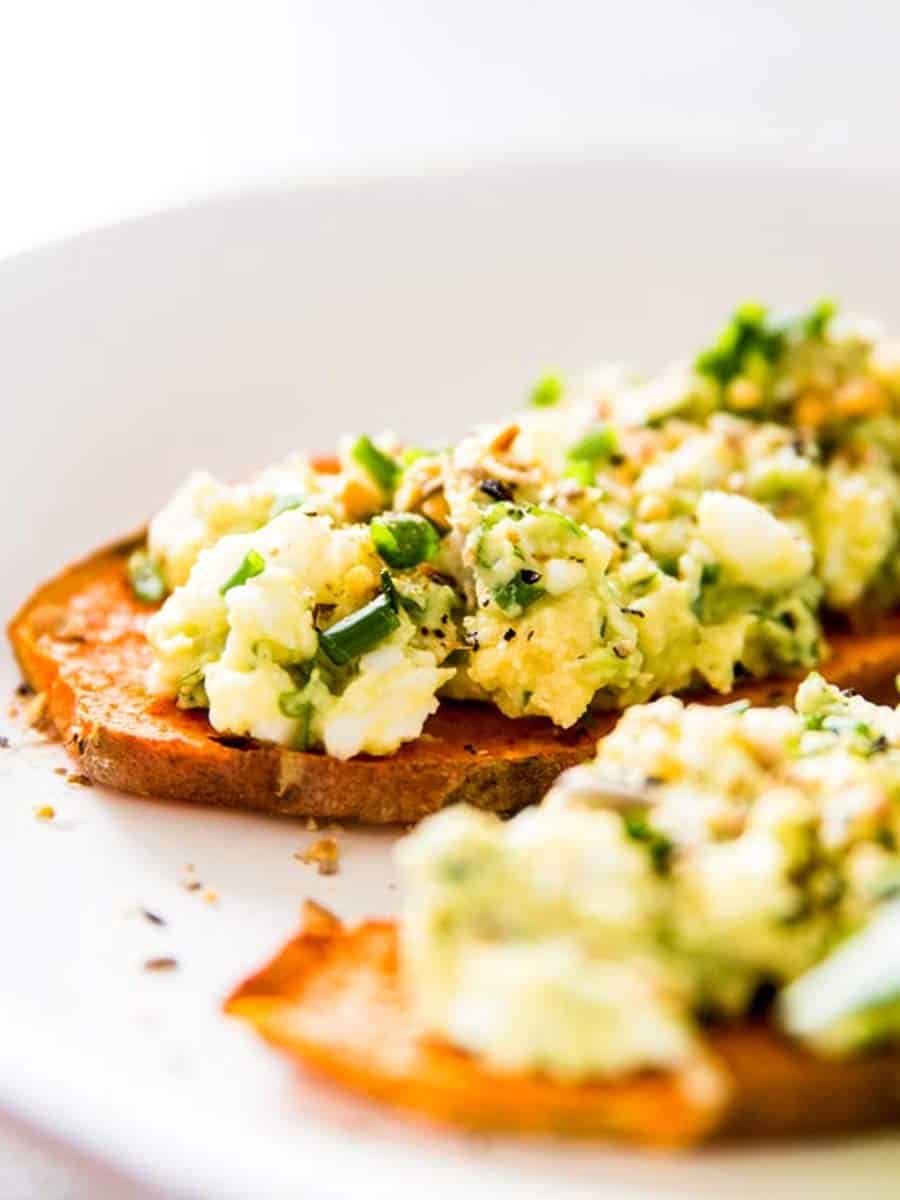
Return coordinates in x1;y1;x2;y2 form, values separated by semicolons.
398;675;900;1082
141;300;900;758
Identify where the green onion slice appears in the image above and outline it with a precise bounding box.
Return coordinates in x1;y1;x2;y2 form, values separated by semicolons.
318;590;401;665
529;374;563;408
371;512;440;568
127;550;167;605
278;693;312;749
569;424;619;463
351;435;399;495
271;493;305;518
220;549;265;595
493;571;546;615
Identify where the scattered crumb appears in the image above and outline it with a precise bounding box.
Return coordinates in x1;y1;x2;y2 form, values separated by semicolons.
33;804;55;821
54;766;68;776
203;889;219;904
305;817;319;831
66;772;93;787
22;692;48;730
182;879;203;892
143;957;178;972
0;735;9;750
295;836;340;875
140;907;166;927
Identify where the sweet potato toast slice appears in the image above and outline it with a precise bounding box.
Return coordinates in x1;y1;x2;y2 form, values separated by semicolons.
7;538;603;822
225;907;900;1145
10;536;900;821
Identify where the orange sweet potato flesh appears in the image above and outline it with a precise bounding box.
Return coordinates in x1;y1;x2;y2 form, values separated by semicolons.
9;535;900;822
225;907;900;1145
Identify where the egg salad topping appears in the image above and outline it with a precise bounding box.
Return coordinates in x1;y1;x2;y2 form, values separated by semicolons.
398;676;900;1080
141;300;900;755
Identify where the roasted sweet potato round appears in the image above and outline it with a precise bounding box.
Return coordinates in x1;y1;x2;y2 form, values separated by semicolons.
10;536;900;822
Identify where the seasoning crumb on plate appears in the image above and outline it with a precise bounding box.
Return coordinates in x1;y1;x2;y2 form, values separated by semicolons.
144;957;178;972
140;907;166;927
203;889;219;904
296;837;340;875
33;805;55;821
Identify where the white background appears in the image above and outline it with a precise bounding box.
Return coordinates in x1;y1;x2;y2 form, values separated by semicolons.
2;0;900;260
2;3;900;1197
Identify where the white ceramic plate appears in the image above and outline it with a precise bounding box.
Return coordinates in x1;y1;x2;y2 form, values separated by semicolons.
3;157;900;1200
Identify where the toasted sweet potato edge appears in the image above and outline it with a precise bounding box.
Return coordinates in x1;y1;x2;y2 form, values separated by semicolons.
225;907;900;1146
9;533;900;822
6;537;601;821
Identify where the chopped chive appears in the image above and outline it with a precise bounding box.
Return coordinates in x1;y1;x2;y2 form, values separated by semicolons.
127;550;167;605
220;549;265;595
529;374;563;408
528;506;585;537
279;691;309;718
284;660;314;690
624;812;673;875
569;424;619;463
493;571;546;615
564;460;595;486
278;693;312;749
351;435;399;495
803;298;836;340
318;591;401;665
379;568;399;610
371;512;440;568
400;446;433;467
271;493;305;518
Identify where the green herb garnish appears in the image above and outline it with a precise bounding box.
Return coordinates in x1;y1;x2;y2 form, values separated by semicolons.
493;570;546;615
278;692;312;748
351;435;399;495
318;589;401;665
220;549;265;595
127;550;167;605
624;812;674;875
270;493;305;518
568;424;619;464
371;512;440;569
529;373;563;408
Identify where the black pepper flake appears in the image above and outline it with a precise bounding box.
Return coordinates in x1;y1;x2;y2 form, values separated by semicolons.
440;614;448;624
0;736;9;750
463;743;478;755
15;682;33;698
480;478;514;503
526;630;535;641
144;957;178;972
621;606;645;618
503;628;517;641
141;907;166;927
433;629;446;640
612;643;630;658
519;568;542;584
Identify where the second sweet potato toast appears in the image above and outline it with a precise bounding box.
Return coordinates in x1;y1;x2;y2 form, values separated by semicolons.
227;679;900;1143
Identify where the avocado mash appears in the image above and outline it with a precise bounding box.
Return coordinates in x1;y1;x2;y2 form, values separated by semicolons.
398;675;900;1080
144;300;900;757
